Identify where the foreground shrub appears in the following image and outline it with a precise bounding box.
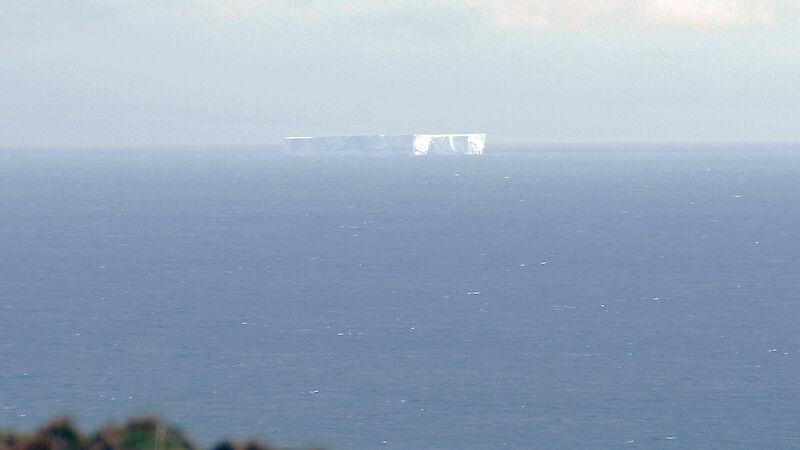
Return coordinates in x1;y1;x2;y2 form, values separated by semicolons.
0;418;321;450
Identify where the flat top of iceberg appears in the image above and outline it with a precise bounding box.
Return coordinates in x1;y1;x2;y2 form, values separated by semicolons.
284;133;483;138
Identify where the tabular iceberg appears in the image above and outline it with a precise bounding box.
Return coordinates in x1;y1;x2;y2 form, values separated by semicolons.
284;134;485;156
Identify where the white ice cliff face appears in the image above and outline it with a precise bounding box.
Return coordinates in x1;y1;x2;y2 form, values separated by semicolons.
412;134;485;156
284;134;485;156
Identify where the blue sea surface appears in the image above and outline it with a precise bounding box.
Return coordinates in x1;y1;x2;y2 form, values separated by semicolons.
1;145;799;449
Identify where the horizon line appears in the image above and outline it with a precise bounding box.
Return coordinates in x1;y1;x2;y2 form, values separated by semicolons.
2;140;799;153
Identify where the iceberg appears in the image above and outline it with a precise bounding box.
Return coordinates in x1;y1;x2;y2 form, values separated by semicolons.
284;134;485;156
412;134;486;156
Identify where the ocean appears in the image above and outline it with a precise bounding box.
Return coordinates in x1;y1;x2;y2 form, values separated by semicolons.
1;145;799;449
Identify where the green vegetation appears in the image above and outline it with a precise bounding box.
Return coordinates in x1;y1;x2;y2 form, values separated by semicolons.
0;418;322;450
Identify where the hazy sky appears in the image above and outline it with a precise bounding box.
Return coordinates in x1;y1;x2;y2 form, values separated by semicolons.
1;0;799;147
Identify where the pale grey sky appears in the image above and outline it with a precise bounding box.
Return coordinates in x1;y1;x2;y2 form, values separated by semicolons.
1;0;799;147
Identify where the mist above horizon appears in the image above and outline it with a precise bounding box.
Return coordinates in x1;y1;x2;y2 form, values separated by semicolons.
1;0;799;148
